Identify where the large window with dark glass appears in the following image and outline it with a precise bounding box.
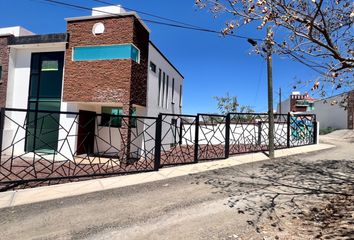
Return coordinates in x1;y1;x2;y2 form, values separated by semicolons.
26;52;64;153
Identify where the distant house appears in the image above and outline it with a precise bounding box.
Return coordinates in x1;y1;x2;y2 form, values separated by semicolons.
0;5;184;156
278;91;354;130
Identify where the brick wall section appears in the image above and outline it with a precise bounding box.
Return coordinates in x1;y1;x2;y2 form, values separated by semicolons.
0;36;10;108
290;95;307;112
130;18;149;107
348;90;354;129
63;16;149;113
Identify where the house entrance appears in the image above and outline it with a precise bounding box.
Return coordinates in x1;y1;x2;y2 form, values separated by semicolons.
77;110;96;155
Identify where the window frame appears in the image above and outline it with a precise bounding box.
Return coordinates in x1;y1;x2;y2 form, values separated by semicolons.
158;69;162;107
100;107;123;128
149;61;157;73
171;78;175;104
179;85;183;108
162;72;166;108
72;44;140;63
166;75;169;109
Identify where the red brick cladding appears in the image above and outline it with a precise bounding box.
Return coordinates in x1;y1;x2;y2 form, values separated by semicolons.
290;95;307;112
63;16;149;112
130;18;149;107
0;36;10;108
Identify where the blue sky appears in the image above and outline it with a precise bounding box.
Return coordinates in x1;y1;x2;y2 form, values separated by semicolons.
0;0;322;114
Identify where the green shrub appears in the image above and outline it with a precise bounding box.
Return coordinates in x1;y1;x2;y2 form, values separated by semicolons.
319;127;337;135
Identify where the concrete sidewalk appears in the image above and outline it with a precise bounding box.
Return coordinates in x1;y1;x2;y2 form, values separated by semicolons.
0;143;334;209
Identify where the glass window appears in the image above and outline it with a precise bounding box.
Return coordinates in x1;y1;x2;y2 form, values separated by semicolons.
171;78;175;103
307;102;315;111
131;45;140;63
101;107;123;128
41;60;59;72
39;69;63;99
29;74;39;99
166;75;169;109
162;72;166;108
73;44;140;63
158;69;162;106
150;61;156;73
179;85;183;108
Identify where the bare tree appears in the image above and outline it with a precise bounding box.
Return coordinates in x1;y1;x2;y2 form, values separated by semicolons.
196;0;354;96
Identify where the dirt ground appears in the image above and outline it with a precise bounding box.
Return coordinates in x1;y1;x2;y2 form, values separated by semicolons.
0;130;353;240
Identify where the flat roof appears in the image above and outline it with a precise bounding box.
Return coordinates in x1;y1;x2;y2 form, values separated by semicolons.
149;41;184;79
65;12;150;33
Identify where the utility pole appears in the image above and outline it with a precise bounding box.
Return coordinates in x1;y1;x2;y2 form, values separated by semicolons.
266;27;275;159
247;27;275;158
279;87;282;114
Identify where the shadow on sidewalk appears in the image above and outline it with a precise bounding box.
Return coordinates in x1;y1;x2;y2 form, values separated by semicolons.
192;158;354;239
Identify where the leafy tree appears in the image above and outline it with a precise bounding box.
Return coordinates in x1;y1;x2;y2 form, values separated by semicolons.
196;0;354;97
214;93;255;114
239;105;256;114
214;92;239;114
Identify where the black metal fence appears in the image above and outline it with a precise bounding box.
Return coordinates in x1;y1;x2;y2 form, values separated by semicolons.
0;108;317;191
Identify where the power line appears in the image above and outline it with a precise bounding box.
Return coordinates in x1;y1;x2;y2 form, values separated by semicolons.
32;0;329;78
38;0;261;40
92;0;202;29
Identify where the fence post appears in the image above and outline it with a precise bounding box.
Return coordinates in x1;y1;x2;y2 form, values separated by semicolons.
313;115;317;145
178;117;183;145
257;121;262;145
194;114;200;163
287;113;291;148
225;113;230;159
0;108;4;153
154;114;162;171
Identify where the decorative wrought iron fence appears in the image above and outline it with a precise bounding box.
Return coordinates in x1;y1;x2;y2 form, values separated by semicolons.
227;113;291;155
288;114;317;147
0;108;158;191
197;114;227;160
159;114;197;166
0;108;317;191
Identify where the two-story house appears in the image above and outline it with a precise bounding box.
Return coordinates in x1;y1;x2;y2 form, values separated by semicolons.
0;5;184;159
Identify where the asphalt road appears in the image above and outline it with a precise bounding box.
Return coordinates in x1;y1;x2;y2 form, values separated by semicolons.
0;131;353;240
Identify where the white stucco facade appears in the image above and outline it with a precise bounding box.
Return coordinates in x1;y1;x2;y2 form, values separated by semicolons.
145;43;184;152
308;95;348;130
0;26;34;37
146;42;183;117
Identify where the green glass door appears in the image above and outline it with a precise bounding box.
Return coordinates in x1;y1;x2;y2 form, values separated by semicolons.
25;52;64;153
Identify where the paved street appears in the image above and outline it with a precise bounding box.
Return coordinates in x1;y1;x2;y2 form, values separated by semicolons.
0;131;353;240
